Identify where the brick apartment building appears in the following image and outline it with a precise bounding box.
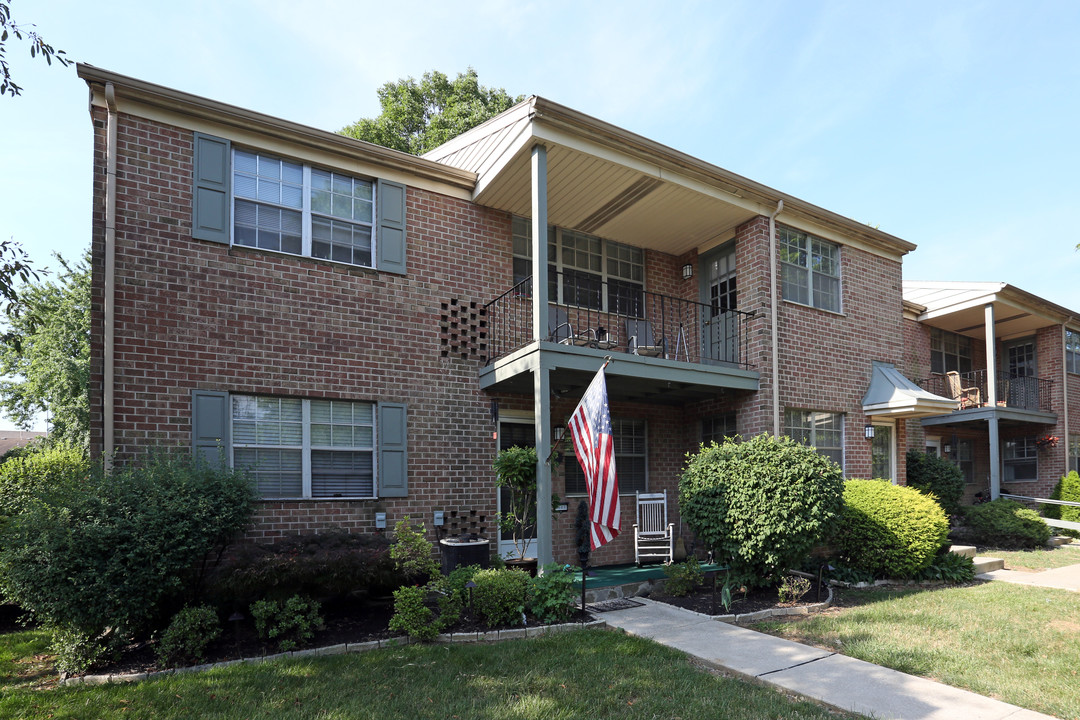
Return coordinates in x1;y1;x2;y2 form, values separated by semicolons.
78;64;1078;567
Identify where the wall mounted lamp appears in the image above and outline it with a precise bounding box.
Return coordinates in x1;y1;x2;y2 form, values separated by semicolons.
864;424;876;440
682;264;694;280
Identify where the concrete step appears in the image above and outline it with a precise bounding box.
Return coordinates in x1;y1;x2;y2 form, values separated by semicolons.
973;556;1004;573
949;544;977;558
1048;535;1075;547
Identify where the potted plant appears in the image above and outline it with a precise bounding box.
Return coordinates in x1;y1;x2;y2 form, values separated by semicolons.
493;445;542;574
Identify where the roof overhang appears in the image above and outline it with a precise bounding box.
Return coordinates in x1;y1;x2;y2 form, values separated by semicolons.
904;281;1080;341
426;97;917;259
862;364;957;420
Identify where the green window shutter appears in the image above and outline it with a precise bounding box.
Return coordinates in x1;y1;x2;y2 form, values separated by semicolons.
192;133;231;244
192;390;230;469
376;179;407;274
378;401;408;497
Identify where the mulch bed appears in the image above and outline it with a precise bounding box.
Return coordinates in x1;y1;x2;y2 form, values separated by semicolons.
54;597;595;678
652;578;830;616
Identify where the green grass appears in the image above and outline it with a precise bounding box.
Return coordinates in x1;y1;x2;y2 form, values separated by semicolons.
0;629;862;719
981;542;1080;571
0;626;51;691
752;582;1080;719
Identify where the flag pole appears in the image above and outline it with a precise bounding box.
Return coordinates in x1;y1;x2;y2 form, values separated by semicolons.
545;357;613;465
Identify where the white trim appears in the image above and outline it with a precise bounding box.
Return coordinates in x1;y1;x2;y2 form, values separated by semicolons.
871;419;897;484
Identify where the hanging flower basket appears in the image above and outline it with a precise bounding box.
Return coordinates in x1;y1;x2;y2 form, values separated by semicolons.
1035;434;1059;451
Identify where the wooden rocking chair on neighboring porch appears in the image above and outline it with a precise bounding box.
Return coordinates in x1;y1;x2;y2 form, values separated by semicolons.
633;491;675;566
946;371;981;409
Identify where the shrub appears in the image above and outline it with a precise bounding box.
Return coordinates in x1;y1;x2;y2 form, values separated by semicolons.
435;563;481;627
388;585;440;641
0;442;89;518
777;576;811;604
831;479;949;579
472;568;530;628
906;449;965;516
962;499;1051;548
663;559;704;597
49;627;111;678
250;595;323;652
155;605;221;668
0;451;255;663
390;517;439;582
1044;472;1080;525
528;564;576;624
913;551;976;583
679;434;844;588
207;531;398;607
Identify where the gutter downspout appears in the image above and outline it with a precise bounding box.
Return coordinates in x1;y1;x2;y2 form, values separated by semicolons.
768;200;784;436
104;82;117;470
1063;326;1069;478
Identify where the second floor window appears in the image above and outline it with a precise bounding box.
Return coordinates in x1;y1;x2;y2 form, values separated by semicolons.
234;150;375;268
779;226;841;313
930;328;973;375
1067;331;1080;374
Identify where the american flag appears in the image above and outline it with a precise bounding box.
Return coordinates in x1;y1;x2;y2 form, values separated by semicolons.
568;366;620;550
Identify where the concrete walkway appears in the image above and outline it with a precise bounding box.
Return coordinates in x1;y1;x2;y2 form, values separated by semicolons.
603;599;1055;720
978;562;1080;592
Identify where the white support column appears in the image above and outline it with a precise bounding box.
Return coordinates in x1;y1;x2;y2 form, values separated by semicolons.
985;303;1001;498
530;144;554;566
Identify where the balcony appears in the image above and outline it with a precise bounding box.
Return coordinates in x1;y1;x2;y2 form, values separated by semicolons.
917;370;1055;416
479;273;759;403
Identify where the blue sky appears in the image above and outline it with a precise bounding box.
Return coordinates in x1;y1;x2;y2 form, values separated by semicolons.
1;0;1079;429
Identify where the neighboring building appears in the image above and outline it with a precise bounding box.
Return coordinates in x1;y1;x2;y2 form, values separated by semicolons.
903;282;1080;502
82;64;1031;569
0;430;47;457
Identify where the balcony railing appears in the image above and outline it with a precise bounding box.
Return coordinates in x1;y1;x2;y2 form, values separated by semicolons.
916;370;1054;413
483;273;754;368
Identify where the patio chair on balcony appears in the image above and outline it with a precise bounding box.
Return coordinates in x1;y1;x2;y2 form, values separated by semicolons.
626;319;666;358
946;371;981;409
634;491;674;566
548;307;577;345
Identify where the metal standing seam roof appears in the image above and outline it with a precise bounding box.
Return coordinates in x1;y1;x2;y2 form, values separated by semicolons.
861;364;958;419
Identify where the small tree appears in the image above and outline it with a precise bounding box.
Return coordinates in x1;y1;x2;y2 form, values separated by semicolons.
679;434;844;588
493;446;537;560
906;449;965;516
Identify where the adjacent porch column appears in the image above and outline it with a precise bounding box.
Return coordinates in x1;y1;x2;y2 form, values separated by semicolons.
985;303;1001;498
531;144;554;566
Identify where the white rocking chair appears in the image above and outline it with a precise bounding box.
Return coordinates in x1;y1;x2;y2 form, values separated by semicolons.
633;491;675;566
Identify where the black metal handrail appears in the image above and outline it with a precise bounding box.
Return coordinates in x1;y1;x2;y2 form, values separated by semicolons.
483;273;754;369
916;369;1054;413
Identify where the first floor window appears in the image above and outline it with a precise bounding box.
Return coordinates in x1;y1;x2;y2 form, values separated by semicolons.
871;423;894;482
702;413;737;445
955;438;975;484
1003;436;1037;482
1070;434;1080;475
565;418;646;494
1067;331;1080;374
784;409;843;468
232;396;375;498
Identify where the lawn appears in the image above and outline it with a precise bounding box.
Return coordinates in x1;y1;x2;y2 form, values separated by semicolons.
0;628;862;720
981;542;1080;572
751;581;1080;720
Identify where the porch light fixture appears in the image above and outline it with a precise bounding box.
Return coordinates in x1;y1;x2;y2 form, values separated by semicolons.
943;443;952;455
682;264;694;280
864;424;875;440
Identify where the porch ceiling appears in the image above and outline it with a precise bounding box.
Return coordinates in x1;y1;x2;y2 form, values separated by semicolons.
473;142;760;256
904;282;1070;341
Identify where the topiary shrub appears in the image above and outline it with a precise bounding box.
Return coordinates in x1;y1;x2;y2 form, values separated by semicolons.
831;479;949;579
679;434;844;588
155;605;221;668
963;499;1051;548
471;567;530;628
1044;472;1080;525
906;449;965;516
0;451;255;671
206;530;398;608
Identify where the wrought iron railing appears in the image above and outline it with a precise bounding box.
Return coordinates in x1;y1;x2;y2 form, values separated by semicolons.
483;273;754;368
916;369;1054;413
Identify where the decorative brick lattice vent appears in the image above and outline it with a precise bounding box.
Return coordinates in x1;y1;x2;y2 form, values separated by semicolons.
439;299;487;360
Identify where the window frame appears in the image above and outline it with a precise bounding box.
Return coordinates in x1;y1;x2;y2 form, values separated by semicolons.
701;413;737;445
783;409;844;470
930;327;974;375
512;216;645;313
778;225;842;313
564;417;647;495
231;148;377;270
230;395;378;500
1002;436;1038;483
1067;330;1080;374
1070;434;1080;475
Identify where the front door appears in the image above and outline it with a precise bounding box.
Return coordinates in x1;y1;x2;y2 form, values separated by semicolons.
497;419;536;559
699;244;737;365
